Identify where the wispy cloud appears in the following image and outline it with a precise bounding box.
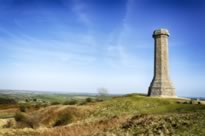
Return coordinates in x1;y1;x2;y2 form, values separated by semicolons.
72;0;92;27
71;0;96;47
0;26;97;68
104;0;146;68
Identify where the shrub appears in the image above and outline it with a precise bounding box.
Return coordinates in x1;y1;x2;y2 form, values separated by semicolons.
15;112;39;129
15;112;26;122
53;113;73;127
42;103;48;107
183;101;188;104
85;98;92;103
19;104;27;112
95;98;104;102
64;99;78;105
25;115;40;129
51;101;61;105
79;101;87;105
34;104;41;110
176;101;181;104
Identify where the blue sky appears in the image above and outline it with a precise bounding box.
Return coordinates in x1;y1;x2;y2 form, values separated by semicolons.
0;0;204;96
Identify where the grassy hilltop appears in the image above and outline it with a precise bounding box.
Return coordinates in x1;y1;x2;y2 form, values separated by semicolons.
0;92;205;136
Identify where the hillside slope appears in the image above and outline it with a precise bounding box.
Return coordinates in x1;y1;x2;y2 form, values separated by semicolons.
0;94;205;136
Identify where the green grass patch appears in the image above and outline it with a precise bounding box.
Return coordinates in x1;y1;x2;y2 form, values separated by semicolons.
92;94;205;118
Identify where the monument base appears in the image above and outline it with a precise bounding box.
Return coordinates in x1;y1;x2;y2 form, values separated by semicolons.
148;87;176;96
148;80;176;97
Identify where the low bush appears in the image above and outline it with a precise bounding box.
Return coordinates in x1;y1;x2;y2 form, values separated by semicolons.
53;113;73;127
15;112;26;122
63;99;78;105
79;101;87;105
95;98;104;102
183;101;188;104
51;101;61;105
85;98;92;103
25;115;40;129
15;112;40;129
19;104;27;112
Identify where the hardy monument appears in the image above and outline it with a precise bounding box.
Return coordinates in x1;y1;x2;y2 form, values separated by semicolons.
148;29;176;97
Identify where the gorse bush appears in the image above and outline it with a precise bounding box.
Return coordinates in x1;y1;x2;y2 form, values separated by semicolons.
51;101;61;105
79;101;87;105
78;98;93;105
85;98;92;103
19;104;27;112
15;112;26;122
63;99;78;105
53;113;73;127
95;98;104;102
24;115;40;129
15;112;40;129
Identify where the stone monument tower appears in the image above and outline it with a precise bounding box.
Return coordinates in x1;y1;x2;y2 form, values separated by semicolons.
148;28;176;97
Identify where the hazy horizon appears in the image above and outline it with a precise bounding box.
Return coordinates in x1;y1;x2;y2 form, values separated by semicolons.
0;0;204;97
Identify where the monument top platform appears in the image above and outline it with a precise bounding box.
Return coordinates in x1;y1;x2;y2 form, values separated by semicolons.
153;28;170;37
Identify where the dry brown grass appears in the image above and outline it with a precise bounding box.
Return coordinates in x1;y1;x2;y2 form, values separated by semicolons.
1;94;205;136
0;107;18;119
35;105;94;127
0;128;40;136
40;115;129;136
0;108;18;116
12;104;95;128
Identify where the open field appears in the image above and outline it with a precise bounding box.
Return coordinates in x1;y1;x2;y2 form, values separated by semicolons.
0;91;205;136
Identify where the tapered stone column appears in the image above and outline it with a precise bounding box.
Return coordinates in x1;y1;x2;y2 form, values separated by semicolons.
148;29;176;97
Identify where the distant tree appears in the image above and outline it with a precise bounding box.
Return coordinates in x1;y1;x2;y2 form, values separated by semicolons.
97;88;109;100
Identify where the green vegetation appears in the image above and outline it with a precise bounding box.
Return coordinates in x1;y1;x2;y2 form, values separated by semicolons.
0;97;17;104
63;99;78;105
50;101;61;105
53;113;73;127
92;94;205;118
0;91;205;136
0;90;98;104
85;97;92;102
14;112;26;122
